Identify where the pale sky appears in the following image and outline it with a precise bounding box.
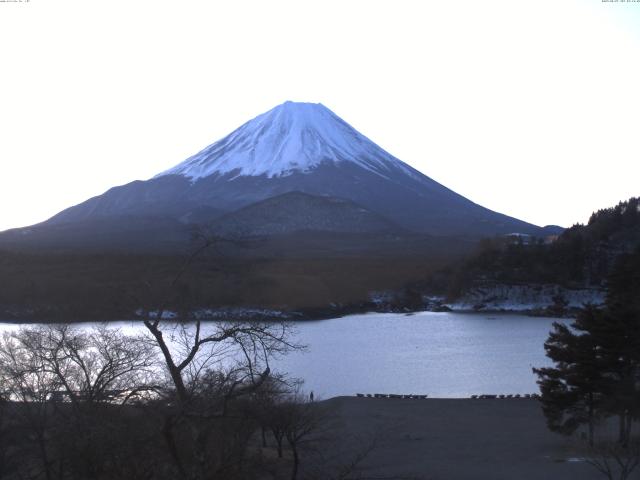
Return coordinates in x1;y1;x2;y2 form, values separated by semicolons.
1;0;639;232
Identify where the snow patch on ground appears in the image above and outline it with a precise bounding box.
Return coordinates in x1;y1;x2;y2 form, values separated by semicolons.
191;307;294;320
135;309;178;320
134;307;296;321
448;284;605;312
369;291;398;306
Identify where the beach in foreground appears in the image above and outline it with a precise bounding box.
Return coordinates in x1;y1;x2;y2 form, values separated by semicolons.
320;397;605;480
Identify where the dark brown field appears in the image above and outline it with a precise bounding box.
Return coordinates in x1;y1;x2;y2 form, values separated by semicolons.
0;246;460;321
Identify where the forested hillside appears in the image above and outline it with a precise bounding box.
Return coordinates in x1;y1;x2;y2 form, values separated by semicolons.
441;197;640;300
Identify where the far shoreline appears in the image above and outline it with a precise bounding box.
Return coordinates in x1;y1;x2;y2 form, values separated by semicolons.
0;303;574;324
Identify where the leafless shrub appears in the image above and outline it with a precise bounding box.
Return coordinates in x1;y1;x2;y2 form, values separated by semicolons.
583;439;640;480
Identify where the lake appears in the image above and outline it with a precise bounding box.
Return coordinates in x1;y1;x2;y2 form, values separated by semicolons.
275;311;565;399
0;311;565;399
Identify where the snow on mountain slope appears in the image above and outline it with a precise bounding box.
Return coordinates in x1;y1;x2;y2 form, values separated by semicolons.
155;101;419;181
33;100;546;241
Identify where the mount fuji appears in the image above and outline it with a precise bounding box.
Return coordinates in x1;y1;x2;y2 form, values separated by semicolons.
156;101;423;181
2;101;557;252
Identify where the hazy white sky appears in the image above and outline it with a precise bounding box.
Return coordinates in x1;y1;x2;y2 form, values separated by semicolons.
1;0;639;231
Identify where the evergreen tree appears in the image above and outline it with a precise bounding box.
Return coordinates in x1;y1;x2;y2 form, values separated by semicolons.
533;306;606;446
600;250;640;445
534;249;640;446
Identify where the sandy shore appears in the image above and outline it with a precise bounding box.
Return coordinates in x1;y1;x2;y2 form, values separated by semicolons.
321;397;606;480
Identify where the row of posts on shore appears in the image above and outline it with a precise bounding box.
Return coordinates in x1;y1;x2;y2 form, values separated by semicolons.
355;393;541;399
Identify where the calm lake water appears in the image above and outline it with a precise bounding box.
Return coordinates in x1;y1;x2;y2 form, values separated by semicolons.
275;312;565;399
0;311;566;399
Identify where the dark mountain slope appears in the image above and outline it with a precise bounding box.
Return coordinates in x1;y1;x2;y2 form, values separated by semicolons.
209;191;400;236
0;216;193;253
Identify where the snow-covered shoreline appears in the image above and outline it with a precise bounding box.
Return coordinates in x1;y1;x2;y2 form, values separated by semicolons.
444;284;605;314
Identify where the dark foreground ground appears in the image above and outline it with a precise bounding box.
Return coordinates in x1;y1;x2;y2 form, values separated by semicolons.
321;397;606;480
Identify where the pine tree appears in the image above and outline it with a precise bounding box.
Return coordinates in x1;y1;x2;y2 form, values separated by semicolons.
600;250;640;446
534;249;640;446
533;306;607;446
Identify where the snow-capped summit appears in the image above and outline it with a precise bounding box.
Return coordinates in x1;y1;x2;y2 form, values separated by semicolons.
34;101;548;244
156;101;416;181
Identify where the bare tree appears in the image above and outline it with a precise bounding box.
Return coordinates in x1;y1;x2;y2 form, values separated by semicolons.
0;325;161;480
12;325;159;404
263;394;421;480
584;439;640;480
132;233;304;478
139;314;302;479
143;317;298;406
264;392;330;480
0;330;61;480
0;235;308;480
